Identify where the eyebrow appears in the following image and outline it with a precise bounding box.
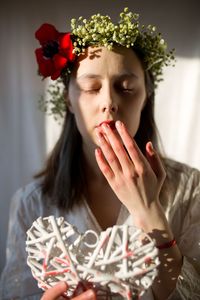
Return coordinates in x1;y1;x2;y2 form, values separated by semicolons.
77;72;138;81
77;73;102;80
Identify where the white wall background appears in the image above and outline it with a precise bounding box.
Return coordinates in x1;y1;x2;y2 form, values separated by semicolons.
0;0;199;274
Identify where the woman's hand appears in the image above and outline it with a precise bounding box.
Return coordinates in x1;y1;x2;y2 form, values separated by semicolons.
95;121;182;300
95;120;166;231
41;282;96;300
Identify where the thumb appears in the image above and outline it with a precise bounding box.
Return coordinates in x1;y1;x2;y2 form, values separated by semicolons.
146;142;166;189
72;290;96;300
41;282;68;300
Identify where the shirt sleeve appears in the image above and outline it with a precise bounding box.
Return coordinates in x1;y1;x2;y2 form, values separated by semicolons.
169;168;200;300
0;186;43;300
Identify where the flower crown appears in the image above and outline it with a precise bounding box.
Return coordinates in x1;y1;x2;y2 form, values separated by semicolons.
35;7;175;118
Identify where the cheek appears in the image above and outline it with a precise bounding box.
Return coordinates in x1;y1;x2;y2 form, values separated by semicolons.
69;87;96;113
71;97;94;132
127;113;142;138
125;96;146;135
68;89;85;115
126;94;146;117
77;97;95;119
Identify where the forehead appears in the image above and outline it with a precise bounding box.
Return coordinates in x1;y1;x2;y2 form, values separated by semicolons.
72;46;144;80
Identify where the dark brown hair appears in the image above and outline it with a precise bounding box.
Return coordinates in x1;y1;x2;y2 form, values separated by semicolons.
36;50;159;210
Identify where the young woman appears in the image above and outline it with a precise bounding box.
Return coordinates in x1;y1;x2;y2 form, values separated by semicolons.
0;8;200;300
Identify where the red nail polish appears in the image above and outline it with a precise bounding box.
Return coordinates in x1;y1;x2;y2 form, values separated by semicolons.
149;142;154;155
96;148;101;155
102;123;109;130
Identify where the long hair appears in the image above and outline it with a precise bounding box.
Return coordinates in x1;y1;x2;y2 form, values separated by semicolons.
36;53;159;210
35;111;85;209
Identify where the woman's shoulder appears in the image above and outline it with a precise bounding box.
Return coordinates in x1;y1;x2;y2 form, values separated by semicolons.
10;179;46;221
163;157;200;184
12;179;43;205
160;158;200;213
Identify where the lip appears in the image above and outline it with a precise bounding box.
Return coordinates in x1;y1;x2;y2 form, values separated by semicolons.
97;120;116;130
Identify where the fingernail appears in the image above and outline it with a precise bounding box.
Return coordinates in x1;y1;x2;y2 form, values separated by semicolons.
149;142;153;150
84;289;96;300
95;148;101;155
59;281;68;288
96;131;103;143
116;120;123;128
102;123;109;131
149;142;154;155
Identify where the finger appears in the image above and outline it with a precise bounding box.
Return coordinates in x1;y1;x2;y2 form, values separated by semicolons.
72;289;96;300
115;121;147;174
100;123;133;171
146;142;166;187
95;148;115;181
95;129;122;174
41;282;67;300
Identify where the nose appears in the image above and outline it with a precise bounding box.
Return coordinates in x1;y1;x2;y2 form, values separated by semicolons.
101;85;118;113
102;102;118;113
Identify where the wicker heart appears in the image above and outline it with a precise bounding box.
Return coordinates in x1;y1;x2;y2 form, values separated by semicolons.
26;216;159;299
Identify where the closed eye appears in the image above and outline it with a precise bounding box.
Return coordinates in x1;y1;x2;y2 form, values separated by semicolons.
83;89;100;94
122;88;133;92
120;87;135;94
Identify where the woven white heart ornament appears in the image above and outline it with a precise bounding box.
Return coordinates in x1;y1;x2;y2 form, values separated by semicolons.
26;216;159;299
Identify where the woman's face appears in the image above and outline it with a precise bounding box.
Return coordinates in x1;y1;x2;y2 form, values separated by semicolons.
68;46;146;152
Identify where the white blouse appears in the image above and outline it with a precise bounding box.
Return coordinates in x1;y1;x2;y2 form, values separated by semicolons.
0;159;200;300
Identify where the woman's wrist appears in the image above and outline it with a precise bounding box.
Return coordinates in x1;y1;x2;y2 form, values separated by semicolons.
132;201;167;230
131;201;176;246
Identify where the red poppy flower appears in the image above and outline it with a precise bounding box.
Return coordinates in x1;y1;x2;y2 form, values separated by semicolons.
35;23;75;80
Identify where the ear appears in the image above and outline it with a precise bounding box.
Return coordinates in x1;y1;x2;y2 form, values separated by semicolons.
64;89;74;114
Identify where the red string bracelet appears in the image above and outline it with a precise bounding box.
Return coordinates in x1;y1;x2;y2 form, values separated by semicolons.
156;238;176;250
